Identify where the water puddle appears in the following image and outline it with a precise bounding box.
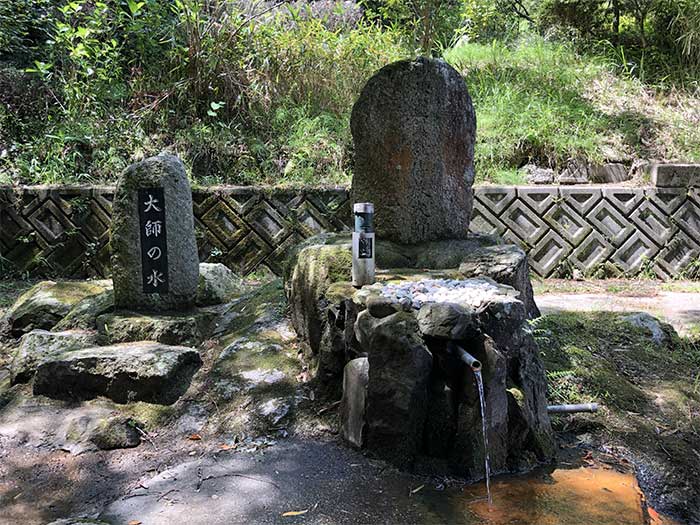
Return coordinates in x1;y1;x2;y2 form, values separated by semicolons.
421;466;678;524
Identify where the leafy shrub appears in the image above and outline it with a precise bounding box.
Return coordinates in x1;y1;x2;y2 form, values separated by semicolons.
0;0;55;64
1;0;407;185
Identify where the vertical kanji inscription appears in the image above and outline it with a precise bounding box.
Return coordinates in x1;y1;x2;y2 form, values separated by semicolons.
138;187;169;293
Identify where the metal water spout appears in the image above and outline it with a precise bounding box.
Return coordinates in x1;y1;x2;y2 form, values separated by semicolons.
453;344;482;371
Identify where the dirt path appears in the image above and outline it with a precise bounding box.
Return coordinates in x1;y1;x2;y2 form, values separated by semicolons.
99;437;440;524
537;291;700;336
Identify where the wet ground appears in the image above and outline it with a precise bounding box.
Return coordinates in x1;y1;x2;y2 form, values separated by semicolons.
424;465;674;525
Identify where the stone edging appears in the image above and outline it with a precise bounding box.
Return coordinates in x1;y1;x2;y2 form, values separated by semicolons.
1;185;698;279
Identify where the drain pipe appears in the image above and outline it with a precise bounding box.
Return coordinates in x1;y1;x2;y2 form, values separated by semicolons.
547;403;599;414
450;342;482;371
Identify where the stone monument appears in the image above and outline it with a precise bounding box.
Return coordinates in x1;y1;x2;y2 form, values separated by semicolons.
285;57;554;481
111;153;199;311
350;57;476;244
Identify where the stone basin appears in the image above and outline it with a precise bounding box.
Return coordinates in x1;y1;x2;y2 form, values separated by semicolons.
284;234;555;481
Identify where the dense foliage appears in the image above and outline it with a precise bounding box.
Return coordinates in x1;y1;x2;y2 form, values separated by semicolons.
0;0;698;185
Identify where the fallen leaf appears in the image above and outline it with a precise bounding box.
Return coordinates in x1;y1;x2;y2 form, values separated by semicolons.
282;509;309;517
188;433;202;441
128;521;142;525
647;507;662;524
410;484;425;495
219;443;232;450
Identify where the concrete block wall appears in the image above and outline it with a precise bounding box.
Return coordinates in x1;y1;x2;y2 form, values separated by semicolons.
1;185;699;279
471;186;700;278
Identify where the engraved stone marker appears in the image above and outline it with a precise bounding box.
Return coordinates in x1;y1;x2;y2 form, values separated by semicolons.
111;154;199;311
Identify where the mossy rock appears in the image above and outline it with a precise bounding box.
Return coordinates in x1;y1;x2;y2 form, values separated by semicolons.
196;262;246;306
11;329;98;384
54;288;114;331
0;280;111;338
90;416;141;450
96;309;217;346
285;234;352;354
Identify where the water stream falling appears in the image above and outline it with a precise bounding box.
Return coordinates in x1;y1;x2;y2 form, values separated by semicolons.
473;369;492;505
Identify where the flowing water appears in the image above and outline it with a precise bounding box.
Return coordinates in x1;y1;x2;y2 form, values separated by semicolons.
473;369;492;506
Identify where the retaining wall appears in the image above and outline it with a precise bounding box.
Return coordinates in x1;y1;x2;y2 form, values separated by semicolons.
1;185;698;279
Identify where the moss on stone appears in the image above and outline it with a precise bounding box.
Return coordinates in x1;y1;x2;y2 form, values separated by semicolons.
507;386;525;406
318;249;352;284
218;280;286;345
2;280;111;337
123;402;177;430
325;282;356;303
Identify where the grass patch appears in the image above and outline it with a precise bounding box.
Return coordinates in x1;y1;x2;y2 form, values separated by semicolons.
534;311;698;410
444;36;700;182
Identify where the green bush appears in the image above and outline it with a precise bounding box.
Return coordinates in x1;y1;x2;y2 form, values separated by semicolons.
0;0;54;64
0;0;407;185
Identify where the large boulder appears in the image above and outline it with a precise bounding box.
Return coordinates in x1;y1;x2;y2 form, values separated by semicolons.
0;281;110;338
10;329;98;384
416;302;479;340
284;234;352;355
197;262;244;306
350;57;476;244
33;342;202;404
111;154;199;312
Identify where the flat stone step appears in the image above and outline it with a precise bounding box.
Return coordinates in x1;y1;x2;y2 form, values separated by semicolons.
33;342;202;404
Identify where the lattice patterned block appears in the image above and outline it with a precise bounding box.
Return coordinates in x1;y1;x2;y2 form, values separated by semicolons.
263;232;306;275
224;231;272;276
192;190;221;217
543;202;592;247
500;200;549;244
630;199;678;246
199;198;250;249
602;188;644;215
673;198;700;237
246;199;294;246
27;197;74;247
570;231;614;272
517;187;558;214
644;188;686;215
655;232;700;279
690;188;700;208
474;186;516;214
469;201;507;236
586;199;634;247
501;229;528;250
295;198;341;237
222;188;262;215
561;187;602;215
611;230;659;274
528;230;572;277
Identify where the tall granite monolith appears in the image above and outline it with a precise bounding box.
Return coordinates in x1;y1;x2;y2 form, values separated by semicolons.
111;154;199;312
350;57;476;245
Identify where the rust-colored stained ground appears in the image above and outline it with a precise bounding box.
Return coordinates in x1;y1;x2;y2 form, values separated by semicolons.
457;467;676;525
